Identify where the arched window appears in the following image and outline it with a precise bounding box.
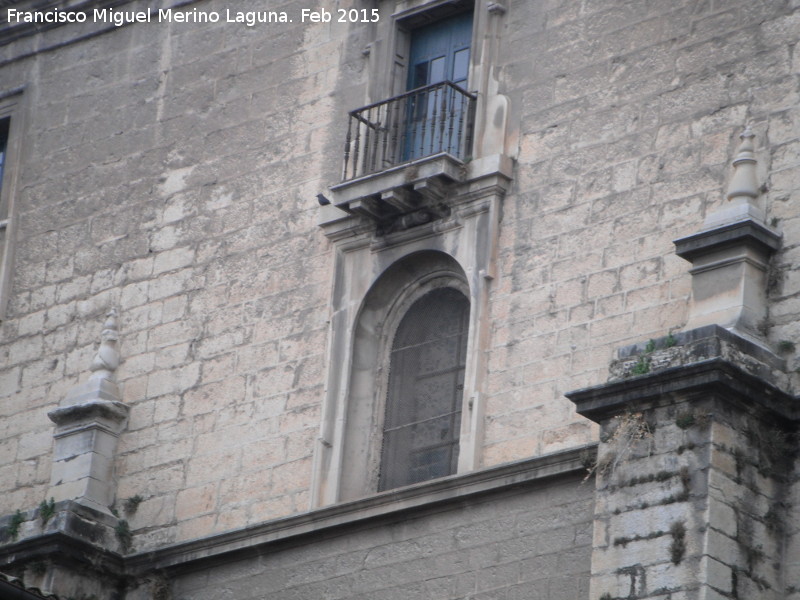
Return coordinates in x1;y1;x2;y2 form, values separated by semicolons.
379;287;469;491
313;251;488;505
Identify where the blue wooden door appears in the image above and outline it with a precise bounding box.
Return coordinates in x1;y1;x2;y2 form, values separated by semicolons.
404;12;472;160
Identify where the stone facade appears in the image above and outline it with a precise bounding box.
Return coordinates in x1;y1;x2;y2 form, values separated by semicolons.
0;0;799;599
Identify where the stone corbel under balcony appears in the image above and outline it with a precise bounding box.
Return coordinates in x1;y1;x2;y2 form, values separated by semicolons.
318;153;513;239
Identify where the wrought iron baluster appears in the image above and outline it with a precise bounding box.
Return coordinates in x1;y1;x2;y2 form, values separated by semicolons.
455;92;465;159
363;107;373;175
343;116;353;180
380;104;389;169
447;84;456;155
351;115;361;178
439;83;448;155
369;106;380;174
418;89;426;158
391;98;400;166
464;94;476;160
429;84;438;156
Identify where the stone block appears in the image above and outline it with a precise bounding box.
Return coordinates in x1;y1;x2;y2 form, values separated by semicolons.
17;428;53;460
702;555;732;593
706;497;737;538
176;483;217;521
646;559;699;593
0;367;21;397
705;529;742;569
146;363;201;398
50;451;112;485
153;247;196;275
607;503;689;541
51;428;95;461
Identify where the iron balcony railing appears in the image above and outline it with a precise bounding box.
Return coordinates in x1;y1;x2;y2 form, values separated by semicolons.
342;81;477;181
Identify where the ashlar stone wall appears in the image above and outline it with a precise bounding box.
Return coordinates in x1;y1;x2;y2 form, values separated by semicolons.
0;0;355;549
485;0;800;464
155;474;593;600
0;0;798;555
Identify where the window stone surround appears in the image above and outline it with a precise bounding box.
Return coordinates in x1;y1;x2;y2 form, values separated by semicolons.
314;154;512;506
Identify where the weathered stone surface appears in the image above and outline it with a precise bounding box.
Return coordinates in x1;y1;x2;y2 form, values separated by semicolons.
165;473;593;600
0;0;798;598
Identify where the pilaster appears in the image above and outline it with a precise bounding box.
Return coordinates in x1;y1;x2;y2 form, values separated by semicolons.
568;327;797;600
47;309;129;515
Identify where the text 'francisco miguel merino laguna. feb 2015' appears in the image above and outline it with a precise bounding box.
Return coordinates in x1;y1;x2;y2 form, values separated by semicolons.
5;6;381;27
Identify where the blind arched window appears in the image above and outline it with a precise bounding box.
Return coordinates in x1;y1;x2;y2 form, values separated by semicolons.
379;287;469;491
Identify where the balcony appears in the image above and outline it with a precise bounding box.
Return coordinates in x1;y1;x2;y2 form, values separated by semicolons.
342;81;476;182
328;82;477;226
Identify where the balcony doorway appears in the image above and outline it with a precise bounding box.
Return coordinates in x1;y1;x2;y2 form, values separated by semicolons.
341;9;476;181
404;11;472;161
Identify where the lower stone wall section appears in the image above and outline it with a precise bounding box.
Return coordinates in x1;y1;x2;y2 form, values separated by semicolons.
166;474;592;600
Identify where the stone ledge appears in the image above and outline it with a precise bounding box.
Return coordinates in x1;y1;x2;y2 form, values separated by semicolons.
567;357;798;425
124;445;593;575
674;218;781;262
612;324;786;378
330;153;466;208
320;153;513;231
0;501;124;574
48;398;128;429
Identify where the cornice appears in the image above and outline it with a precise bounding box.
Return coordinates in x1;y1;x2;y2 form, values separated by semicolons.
124;446;593;575
567;357;798;424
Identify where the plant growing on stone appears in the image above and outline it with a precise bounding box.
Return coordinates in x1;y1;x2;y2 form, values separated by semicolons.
631;354;651;375
29;561;47;576
764;506;784;534
669;521;686;564
152;573;171;600
7;509;25;541
745;425;796;478
675;411;695;429
586;412;653;481
123;495;144;515
39;497;56;525
115;519;132;553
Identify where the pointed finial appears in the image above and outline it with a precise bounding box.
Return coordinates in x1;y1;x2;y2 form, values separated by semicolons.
88;308;120;381
726;126;759;203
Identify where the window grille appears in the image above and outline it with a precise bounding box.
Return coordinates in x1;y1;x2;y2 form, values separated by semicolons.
379;287;469;491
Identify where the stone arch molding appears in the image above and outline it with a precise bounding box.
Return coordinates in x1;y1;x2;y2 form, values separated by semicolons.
346;252;468;500
313;166;509;506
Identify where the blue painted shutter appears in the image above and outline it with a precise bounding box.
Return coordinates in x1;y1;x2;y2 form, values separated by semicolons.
404;12;473;160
